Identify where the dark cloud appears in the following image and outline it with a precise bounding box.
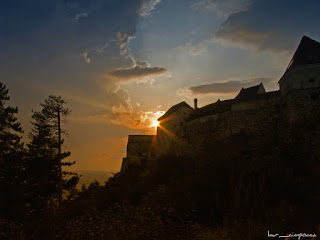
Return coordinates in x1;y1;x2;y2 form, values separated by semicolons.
106;66;167;81
213;0;320;52
189;77;277;94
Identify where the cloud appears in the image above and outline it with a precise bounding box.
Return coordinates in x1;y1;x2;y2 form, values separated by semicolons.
214;28;269;50
62;86;134;119
110;88;133;114
110;110;164;133
87;110;165;133
106;66;167;81
191;0;252;16
116;32;134;56
177;40;210;55
81;51;91;64
75;12;88;21
213;0;320;52
176;87;194;99
133;59;151;68
136;77;155;85
139;0;161;17
189;77;277;95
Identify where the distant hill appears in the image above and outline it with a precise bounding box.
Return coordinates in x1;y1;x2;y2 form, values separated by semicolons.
75;170;114;189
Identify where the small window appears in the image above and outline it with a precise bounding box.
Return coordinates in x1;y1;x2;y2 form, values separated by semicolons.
309;78;315;83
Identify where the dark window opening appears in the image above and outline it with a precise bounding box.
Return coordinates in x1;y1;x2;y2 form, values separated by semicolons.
309;78;315;83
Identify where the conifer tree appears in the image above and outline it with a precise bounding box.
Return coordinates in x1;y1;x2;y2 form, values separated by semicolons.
0;82;24;185
0;82;25;218
27;95;78;207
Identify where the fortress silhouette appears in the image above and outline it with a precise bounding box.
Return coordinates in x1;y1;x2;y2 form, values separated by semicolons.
121;36;320;171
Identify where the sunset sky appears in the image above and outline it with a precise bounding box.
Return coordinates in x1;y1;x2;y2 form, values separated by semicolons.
1;0;320;172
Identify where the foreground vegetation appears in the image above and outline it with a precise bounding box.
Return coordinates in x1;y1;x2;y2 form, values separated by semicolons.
2;144;320;239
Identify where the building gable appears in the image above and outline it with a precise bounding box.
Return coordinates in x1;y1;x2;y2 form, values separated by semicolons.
235;83;266;100
279;36;320;90
287;36;320;69
158;101;193;121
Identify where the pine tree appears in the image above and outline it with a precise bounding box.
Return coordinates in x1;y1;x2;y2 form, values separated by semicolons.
0;82;24;184
0;82;25;218
27;95;78;207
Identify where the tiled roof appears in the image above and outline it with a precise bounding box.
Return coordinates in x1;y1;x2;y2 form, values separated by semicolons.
158;101;193;121
235;83;265;100
287;36;320;69
187;99;233;121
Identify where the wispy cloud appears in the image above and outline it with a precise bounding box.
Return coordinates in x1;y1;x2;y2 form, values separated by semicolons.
116;32;134;56
177;40;210;55
176;87;194;99
139;0;161;17
191;0;252;16
75;12;88;21
81;51;91;64
110;88;133;114
136;77;155;85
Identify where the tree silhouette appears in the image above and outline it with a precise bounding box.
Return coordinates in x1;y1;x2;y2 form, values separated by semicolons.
27;95;78;207
0;82;25;218
0;82;24;184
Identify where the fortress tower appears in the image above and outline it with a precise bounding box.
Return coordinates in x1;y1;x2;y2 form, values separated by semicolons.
279;36;320;95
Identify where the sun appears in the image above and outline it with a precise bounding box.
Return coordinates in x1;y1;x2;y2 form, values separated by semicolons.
152;120;159;128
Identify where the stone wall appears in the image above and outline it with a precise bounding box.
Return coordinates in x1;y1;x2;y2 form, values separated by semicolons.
167;104;281;157
231;91;280;112
121;87;320;171
279;64;320;95
278;88;320;146
280;87;320;123
121;135;156;171
156;106;194;157
164;88;320;160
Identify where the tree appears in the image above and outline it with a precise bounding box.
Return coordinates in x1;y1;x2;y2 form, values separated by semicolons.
0;82;25;218
0;82;25;183
27;95;78;207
